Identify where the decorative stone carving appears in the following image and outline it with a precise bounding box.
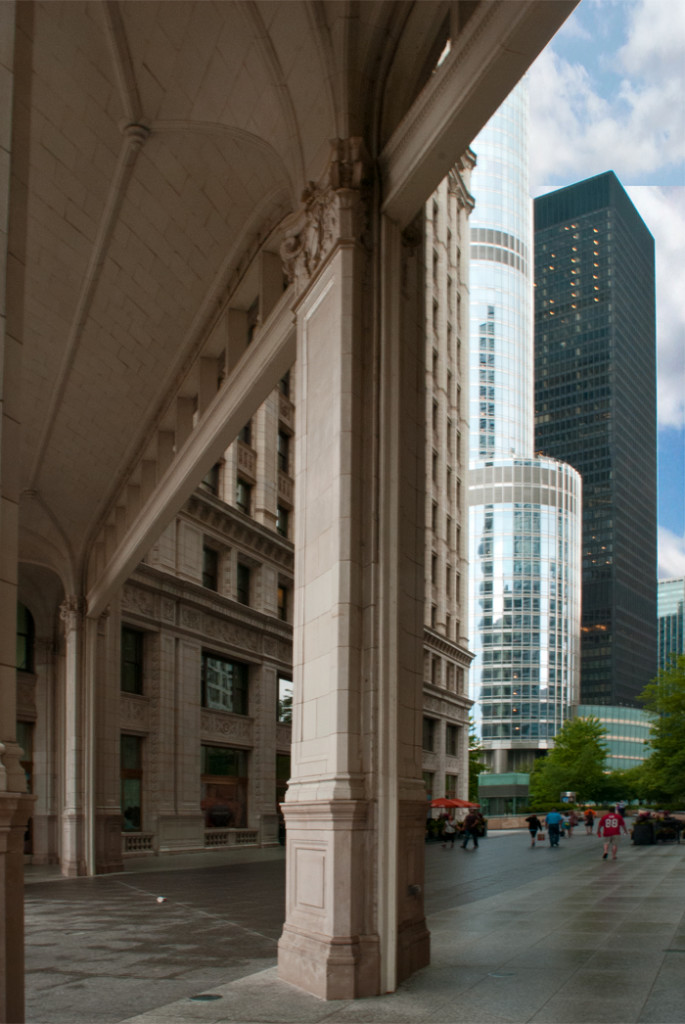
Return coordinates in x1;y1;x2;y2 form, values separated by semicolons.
122;584;156;618
59;596;84;635
201;710;254;744
280;138;370;288
160;598;176;623
180;607;202;632
120;695;150;730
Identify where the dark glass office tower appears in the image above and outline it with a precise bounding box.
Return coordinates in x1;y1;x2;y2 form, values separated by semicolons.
534;171;657;706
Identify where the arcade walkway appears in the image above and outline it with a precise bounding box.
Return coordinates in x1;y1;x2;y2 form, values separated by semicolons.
26;830;685;1023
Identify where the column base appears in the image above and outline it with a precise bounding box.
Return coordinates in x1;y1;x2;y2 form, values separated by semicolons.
278;924;380;1000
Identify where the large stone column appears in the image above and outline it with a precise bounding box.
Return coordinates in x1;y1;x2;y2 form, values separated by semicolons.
59;597;86;876
0;3;34;1017
277;142;429;999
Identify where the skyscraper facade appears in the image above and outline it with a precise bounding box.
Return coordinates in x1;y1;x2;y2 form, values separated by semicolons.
534;172;657;706
657;577;685;670
468;81;582;774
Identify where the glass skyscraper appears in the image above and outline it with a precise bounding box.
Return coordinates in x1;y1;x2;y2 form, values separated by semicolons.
534;172;657;706
657;577;684;671
468;81;582;773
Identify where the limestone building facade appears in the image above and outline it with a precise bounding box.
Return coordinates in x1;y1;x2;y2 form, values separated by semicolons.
1;1;577;1014
18;164;477;869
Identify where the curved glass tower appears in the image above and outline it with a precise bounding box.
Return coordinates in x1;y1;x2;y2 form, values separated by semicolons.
468;81;581;773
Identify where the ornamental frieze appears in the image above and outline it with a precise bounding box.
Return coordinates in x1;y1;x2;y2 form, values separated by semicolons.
276;723;292;748
201;710;254;744
203;617;259;652
122;584;156;618
120;694;150;730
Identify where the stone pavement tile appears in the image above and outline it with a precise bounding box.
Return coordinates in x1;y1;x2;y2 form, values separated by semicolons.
528;966;662;1024
27;976;219;1024
447;966;575;1022
504;947;593;971
637;952;685;1023
121;968;347;1024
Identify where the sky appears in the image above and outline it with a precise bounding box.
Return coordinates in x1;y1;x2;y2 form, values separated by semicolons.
526;0;685;580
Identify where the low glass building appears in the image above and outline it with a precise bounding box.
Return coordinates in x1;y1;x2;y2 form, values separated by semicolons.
574;704;651;770
657;577;685;671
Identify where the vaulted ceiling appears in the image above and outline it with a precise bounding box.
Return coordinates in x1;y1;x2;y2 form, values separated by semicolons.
6;0;576;602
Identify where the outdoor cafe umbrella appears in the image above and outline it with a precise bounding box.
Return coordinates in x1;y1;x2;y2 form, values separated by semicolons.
430;798;480;808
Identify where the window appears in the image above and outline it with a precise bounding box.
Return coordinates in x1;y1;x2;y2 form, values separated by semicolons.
277;585;288;622
16;603;35;673
246;298;259;345
201;745;247;827
201;462;220;495
236;478;252;515
121;627;144;695
202;653;249;715
276;753;291;812
445;773;457;798
423;717;436;752
202;546;219;590
277;675;293;723
423;771;435;799
121;734;142;831
279;371;291;397
17;722;33;792
277;504;289;538
236;563;250;605
278;431;290;474
238;420;252;445
446;724;458;757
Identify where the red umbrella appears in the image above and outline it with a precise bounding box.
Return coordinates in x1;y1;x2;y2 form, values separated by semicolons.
430;798;480;808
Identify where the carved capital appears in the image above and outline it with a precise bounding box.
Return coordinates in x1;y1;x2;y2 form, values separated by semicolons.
59;595;84;635
281;138;371;289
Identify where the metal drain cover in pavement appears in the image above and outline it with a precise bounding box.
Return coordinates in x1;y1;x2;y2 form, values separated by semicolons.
189;994;223;1001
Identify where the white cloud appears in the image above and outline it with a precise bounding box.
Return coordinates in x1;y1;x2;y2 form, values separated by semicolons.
626;185;685;432
658;525;685;579
618;0;685;79
528;0;685;184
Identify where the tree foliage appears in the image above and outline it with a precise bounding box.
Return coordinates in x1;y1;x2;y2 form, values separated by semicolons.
468;718;489;802
529;717;609;808
637;654;685;806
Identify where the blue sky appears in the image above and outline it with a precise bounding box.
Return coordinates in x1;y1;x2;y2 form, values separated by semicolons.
527;0;685;578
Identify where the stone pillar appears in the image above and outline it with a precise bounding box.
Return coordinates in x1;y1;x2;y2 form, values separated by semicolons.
251;662;279;844
0;4;35;1014
59;597;86;876
93;607;124;874
277;141;429;999
32;638;57;864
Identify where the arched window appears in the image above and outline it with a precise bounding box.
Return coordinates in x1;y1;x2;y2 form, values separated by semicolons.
16;603;35;673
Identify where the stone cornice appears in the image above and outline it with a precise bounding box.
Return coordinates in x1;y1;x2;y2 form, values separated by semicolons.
123;569;293;652
423;628;474;665
184;493;294;571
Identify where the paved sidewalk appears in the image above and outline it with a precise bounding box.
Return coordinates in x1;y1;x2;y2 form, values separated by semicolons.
26;833;685;1024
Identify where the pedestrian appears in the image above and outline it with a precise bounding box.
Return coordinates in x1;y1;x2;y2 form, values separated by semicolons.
566;810;578;837
545;808;563;847
461;809;481;850
597;807;628;860
584;808;595;834
442;815;457;849
525;813;543;847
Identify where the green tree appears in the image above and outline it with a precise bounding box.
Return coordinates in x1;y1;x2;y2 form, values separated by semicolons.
638;653;685;806
529;717;608;808
468;718;488;802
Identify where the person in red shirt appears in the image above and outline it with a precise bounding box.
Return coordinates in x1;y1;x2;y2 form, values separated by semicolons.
597;809;629;860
